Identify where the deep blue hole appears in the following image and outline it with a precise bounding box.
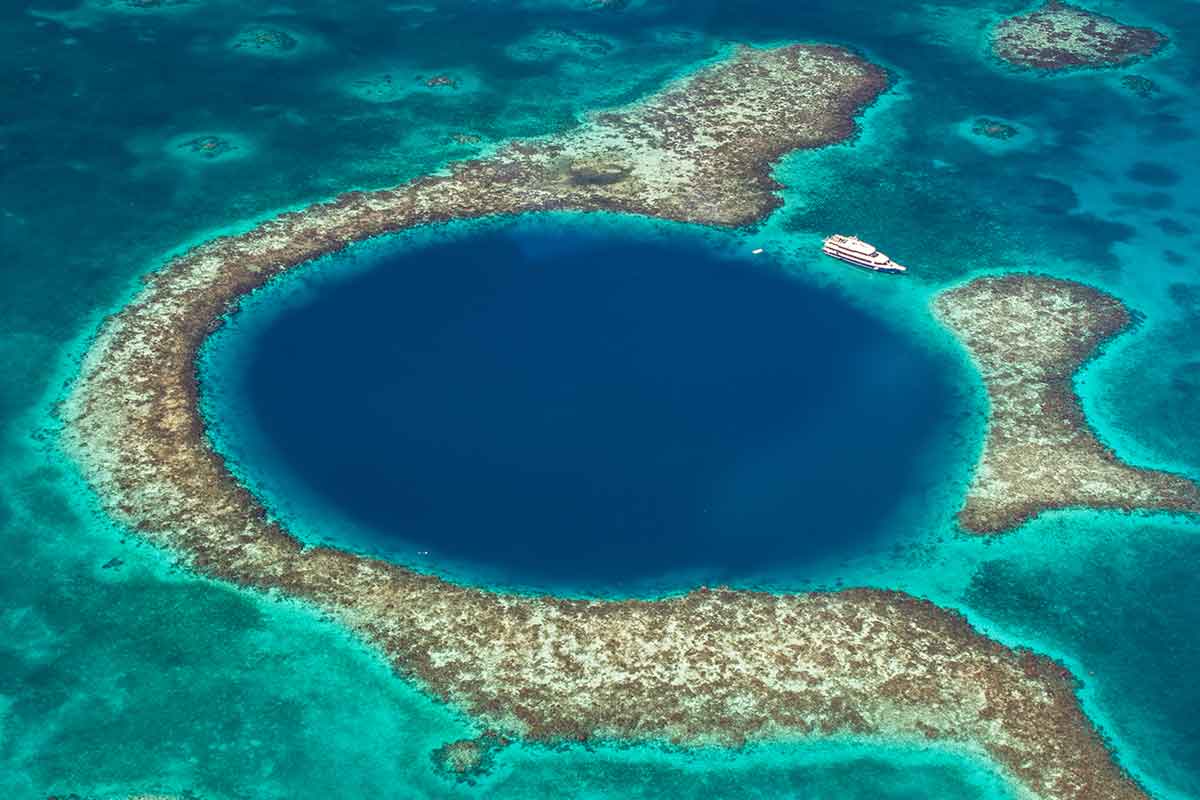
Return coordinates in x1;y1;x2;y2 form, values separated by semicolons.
207;221;962;590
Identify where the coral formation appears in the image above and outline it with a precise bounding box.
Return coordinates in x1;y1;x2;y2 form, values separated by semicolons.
971;118;1019;140
164;132;252;165
505;27;619;63
227;26;300;57
95;0;191;11
992;2;1166;70
343;70;478;102
423;74;459;88
934;275;1200;533
430;732;509;784
61;45;1148;800
176;135;237;160
1119;75;1160;98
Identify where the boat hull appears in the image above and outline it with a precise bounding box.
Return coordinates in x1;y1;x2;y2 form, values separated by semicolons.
822;245;906;274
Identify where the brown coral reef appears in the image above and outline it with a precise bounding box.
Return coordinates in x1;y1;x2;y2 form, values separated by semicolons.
61;45;1147;800
431;732;509;784
935;275;1200;533
992;2;1166;70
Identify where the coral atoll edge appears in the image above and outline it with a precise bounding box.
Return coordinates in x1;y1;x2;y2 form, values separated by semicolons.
59;44;1195;800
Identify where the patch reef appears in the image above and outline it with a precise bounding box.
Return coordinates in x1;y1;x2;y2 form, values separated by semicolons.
935;275;1200;533
61;45;1147;800
992;1;1167;70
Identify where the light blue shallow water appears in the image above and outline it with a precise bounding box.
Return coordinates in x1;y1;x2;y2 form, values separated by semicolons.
2;0;1199;797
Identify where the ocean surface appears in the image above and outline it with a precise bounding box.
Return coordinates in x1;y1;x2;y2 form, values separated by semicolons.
200;217;966;593
2;0;1199;798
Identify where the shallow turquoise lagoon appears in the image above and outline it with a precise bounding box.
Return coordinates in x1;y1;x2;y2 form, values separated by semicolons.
3;0;1199;797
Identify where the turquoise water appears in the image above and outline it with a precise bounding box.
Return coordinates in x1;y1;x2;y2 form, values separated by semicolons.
3;0;1199;797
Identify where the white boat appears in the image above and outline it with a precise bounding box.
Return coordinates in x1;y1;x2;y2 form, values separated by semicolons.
822;234;906;274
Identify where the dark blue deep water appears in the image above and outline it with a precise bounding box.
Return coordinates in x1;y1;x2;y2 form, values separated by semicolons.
208;222;961;589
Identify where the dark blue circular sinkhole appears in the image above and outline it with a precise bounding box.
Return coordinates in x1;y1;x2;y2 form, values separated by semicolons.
205;221;962;591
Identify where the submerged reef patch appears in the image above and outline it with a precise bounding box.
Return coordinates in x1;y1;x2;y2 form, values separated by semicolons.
1119;74;1160;98
504;28;620;63
165;132;251;164
991;2;1167;71
934;275;1200;533
61;45;1146;800
175;135;237;160
341;69;482;103
971;118;1019;141
956;116;1036;154
89;0;194;13
430;732;509;784
225;26;305;58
